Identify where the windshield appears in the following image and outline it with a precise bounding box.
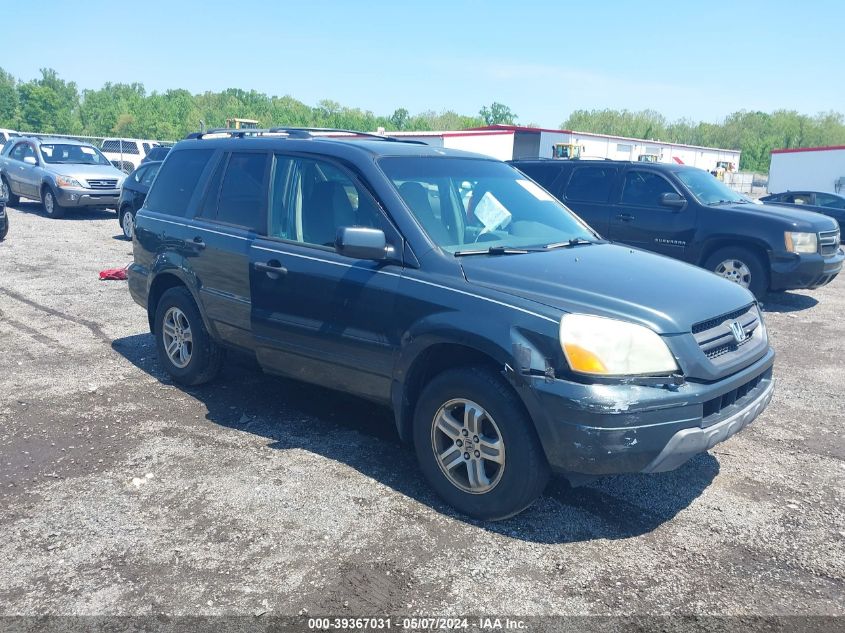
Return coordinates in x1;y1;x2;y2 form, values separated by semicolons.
379;157;596;253
675;168;746;205
40;143;112;166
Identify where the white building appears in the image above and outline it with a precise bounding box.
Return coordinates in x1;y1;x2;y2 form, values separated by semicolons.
768;145;845;194
387;124;741;172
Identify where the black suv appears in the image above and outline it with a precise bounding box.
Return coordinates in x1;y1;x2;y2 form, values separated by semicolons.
129;129;775;519
511;159;843;298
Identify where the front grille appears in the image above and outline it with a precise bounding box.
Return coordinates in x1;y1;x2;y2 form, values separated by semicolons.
692;305;750;334
819;229;840;256
702;370;768;425
705;336;754;360
86;179;118;190
692;304;762;367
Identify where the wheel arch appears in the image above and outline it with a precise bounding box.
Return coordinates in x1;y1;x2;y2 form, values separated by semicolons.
393;337;519;445
697;237;771;269
146;269;209;335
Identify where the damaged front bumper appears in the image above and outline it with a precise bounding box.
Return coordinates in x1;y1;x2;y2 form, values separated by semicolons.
517;347;775;475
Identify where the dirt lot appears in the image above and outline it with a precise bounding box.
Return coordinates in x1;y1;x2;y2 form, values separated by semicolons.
0;202;843;623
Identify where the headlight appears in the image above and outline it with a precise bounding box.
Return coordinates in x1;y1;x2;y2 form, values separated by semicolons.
784;231;817;254
55;176;83;188
559;314;678;376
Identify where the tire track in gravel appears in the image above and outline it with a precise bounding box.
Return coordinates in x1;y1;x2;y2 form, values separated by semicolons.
0;287;110;344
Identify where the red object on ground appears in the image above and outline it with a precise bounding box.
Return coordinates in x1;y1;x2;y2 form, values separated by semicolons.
99;267;128;280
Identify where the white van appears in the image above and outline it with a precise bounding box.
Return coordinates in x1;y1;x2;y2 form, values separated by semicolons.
100;138;161;173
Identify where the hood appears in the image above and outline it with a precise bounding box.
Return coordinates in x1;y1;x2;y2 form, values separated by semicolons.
458;244;754;334
726;201;839;232
47;163;126;184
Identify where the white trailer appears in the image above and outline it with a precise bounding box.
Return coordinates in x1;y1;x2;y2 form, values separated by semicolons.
768;146;845;195
386;126;741;172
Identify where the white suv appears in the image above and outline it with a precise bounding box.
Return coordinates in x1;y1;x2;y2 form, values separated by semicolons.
100;138;161;173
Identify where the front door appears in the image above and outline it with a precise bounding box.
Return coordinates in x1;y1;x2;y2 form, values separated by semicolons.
609;168;697;260
249;154;401;402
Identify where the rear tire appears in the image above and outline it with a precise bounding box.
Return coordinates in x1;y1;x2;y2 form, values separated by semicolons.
153;287;224;385
413;366;550;520
0;216;7;241
704;246;768;299
1;176;19;206
42;187;65;219
119;206;135;240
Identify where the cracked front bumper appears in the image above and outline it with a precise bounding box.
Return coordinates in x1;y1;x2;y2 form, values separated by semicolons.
517;347;775;475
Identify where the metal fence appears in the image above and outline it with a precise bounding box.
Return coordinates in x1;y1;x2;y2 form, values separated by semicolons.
724;171;768;196
11;132;175;174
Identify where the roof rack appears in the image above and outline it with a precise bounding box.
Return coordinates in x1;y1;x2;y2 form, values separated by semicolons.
185;126;426;144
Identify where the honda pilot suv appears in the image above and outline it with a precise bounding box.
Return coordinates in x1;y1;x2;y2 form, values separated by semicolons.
511;159;843;298
128;129;776;520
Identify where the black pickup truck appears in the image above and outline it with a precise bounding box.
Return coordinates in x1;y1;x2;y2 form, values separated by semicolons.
511;159;843;298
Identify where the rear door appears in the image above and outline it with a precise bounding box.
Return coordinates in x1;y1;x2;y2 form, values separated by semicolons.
609;168;697;260
249;153;401;402
189;150;270;350
558;164;619;236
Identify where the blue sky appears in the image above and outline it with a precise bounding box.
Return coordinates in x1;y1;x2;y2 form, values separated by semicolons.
3;0;843;127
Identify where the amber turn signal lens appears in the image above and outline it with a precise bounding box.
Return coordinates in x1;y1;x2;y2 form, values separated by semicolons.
562;343;608;374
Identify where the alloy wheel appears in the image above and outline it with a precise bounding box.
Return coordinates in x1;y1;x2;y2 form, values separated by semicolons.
715;258;752;288
431;398;505;494
162;307;193;369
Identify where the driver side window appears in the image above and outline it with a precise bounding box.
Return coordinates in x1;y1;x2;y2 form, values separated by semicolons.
268;156;383;248
621;171;676;207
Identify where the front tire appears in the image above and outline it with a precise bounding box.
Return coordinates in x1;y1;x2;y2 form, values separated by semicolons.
413;366;550;520
153;287;224;385
42;187;65;219
704;246;768;299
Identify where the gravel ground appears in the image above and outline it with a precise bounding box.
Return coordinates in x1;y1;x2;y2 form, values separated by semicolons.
0;202;843;624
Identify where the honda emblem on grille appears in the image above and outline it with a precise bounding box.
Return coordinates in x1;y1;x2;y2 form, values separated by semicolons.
729;321;746;343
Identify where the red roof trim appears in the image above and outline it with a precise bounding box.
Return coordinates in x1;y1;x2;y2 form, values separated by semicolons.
440;130;513;138
468;124;574;134
771;145;845;154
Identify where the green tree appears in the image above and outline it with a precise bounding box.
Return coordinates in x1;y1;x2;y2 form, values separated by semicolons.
479;102;516;126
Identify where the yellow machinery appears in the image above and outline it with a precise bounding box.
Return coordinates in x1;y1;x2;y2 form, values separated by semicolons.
711;161;736;181
225;118;259;130
552;142;582;160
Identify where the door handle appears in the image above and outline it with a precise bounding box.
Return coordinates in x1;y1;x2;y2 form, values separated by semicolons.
254;260;288;277
618;213;636;222
191;236;206;249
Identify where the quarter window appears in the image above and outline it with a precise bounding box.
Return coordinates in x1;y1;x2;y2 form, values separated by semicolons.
565;167;617;203
144;149;214;217
621;171;676;206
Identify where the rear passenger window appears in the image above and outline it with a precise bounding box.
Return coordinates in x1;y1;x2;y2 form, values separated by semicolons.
214;152;268;230
621;171;676;207
144;149;213;217
565;167;617;203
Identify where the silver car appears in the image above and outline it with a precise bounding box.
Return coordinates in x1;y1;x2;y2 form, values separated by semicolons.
0;137;126;218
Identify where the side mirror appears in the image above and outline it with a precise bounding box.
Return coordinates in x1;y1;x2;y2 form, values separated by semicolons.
335;226;388;260
661;192;686;209
23;156;37;165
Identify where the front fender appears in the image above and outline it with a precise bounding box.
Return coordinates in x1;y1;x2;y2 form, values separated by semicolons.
390;308;562;443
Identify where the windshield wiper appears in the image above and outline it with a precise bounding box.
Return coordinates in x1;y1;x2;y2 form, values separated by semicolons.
454;245;532;257
707;199;746;206
543;238;595;249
